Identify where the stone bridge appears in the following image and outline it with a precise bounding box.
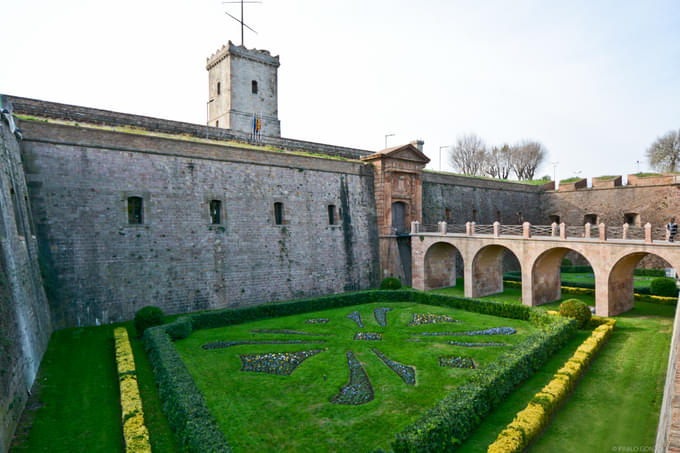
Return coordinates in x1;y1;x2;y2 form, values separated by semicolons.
411;221;680;316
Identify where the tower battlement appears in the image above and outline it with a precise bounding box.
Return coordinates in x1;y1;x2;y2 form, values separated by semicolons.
206;41;281;137
206;41;280;70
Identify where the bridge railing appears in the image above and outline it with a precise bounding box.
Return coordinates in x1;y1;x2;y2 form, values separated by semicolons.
475;224;494;235
531;225;554;237
500;225;524;236
411;220;676;245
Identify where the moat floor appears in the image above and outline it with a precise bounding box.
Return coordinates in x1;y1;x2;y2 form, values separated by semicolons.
8;288;674;452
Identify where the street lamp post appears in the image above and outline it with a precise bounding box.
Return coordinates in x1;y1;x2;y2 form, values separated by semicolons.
439;146;448;172
206;98;215;126
384;133;395;149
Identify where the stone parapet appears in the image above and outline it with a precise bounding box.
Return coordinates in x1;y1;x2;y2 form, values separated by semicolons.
6;95;373;160
423;171;544;193
628;173;680;187
592;175;622;189
558;178;587;192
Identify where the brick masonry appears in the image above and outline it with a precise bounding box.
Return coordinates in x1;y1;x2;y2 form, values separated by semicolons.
19;119;379;328
422;172;544;226
0;120;52;453
6;95;372;160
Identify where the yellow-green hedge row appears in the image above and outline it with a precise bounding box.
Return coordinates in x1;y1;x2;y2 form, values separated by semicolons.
487;319;615;453
114;327;152;453
504;280;677;305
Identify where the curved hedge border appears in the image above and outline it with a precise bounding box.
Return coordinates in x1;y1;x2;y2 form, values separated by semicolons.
114;327;152;453
391;315;575;452
144;290;575;453
487;317;615;453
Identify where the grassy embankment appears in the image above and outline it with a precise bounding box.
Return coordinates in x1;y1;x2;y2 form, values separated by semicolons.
9;323;178;453
437;281;674;452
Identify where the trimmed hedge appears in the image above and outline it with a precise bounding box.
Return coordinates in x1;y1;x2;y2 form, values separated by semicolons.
391;310;576;452
634;268;666;277
488;319;615;453
144;323;231;452
503;281;666;301
134;306;165;337
380;276;402;290
650;277;679;297
145;290;571;453
114;327;152;453
559;299;591;329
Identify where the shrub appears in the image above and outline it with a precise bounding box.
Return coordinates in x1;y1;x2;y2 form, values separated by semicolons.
391;317;576;452
561;258;572;266
650;277;679;297
634;268;666;277
144;323;231;452
379;276;402;290
114;328;151;453
134;306;165;337
488;321;615;453
559;299;591;329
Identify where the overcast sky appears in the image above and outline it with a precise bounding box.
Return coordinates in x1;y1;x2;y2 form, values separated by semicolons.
3;0;679;181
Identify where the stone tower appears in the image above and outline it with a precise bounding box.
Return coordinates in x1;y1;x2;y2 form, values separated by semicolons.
206;41;281;137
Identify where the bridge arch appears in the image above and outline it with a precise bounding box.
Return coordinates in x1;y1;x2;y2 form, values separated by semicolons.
605;251;680;316
530;247;597;306
423;242;459;290
469;244;521;298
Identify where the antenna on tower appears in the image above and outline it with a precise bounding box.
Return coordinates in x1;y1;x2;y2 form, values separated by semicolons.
222;0;262;46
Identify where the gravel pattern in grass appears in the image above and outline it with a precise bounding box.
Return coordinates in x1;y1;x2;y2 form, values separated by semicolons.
418;327;517;336
346;311;364;328
439;356;476;368
354;332;382;341
374;307;393;327
305;318;329;324
372;348;415;385
250;329;330;336
330;351;374;405
408;313;461;326
240;349;325;375
202;339;326;350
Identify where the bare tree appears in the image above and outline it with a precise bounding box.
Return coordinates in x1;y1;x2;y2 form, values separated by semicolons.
484;144;512;179
510;140;547;180
646;129;680;172
449;133;487;176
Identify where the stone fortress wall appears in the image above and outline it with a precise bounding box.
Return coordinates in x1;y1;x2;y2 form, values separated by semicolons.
0;116;52;453
15;105;380;329
3;93;680;452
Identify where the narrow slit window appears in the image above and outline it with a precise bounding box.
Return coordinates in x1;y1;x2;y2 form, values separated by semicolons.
128;196;143;224
215;120;219;128
549;215;560;224
472;209;478;223
217;82;221;95
252;80;258;94
274;202;284;225
328;204;336;225
210;200;222;224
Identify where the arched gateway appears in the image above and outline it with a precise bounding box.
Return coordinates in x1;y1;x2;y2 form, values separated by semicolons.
411;222;680;317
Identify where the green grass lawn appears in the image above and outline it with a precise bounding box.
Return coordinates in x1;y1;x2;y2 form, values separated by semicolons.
174;302;539;452
434;281;675;452
10;323;178;453
561;272;654;288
